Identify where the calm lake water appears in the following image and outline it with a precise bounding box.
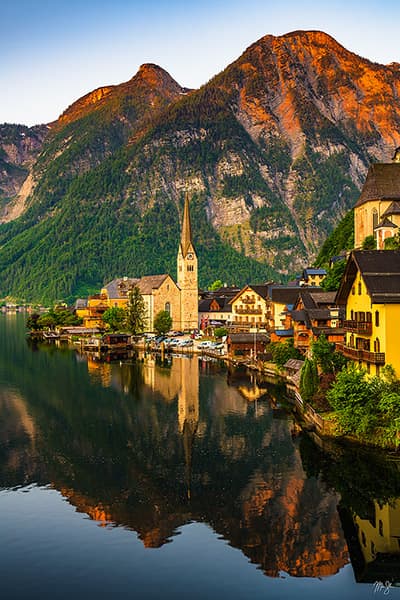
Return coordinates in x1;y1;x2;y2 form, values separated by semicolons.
1;314;400;599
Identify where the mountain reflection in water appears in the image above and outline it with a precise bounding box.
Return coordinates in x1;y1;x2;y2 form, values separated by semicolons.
1;315;400;596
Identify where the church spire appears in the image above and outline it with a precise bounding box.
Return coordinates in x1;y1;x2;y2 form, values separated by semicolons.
180;193;193;257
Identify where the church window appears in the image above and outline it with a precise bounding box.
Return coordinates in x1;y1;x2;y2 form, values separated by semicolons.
375;311;380;327
372;208;378;230
374;338;380;353
165;302;171;315
378;520;383;536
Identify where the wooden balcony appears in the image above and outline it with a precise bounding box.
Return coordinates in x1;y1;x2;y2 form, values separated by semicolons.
235;306;262;314
241;296;256;304
343;320;372;335
336;344;385;365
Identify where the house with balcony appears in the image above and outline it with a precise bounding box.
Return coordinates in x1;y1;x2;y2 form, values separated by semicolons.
228;285;269;331
268;286;301;342
335;250;400;376
291;289;344;352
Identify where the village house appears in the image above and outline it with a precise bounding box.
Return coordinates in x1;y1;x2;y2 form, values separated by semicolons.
198;286;239;332
76;195;199;332
335;250;400;376
228;284;270;332
290;289;344;353
299;267;327;287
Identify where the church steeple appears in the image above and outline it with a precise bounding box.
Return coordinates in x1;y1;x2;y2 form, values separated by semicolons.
177;193;198;331
180;193;194;257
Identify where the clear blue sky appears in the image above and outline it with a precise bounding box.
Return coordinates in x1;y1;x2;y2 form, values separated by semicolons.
1;0;399;126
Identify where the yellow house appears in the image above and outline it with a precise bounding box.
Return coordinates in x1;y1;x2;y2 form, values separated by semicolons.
336;250;400;376
354;153;400;249
229;285;269;331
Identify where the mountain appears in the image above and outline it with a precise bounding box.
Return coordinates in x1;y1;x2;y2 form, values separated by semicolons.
1;30;400;303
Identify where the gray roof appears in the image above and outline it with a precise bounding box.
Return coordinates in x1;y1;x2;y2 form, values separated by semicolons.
228;333;269;343
382;200;400;217
355;163;400;208
375;217;397;229
270;286;300;305
104;275;172;298
336;250;400;304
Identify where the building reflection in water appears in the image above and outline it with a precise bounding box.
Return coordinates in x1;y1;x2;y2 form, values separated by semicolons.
7;346;400;583
343;499;400;584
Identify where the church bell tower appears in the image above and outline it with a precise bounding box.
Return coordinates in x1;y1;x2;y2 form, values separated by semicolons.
177;194;198;331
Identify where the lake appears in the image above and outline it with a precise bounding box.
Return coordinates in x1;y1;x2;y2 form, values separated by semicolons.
0;314;399;599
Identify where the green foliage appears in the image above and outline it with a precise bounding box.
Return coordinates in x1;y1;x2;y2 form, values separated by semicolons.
327;363;400;446
299;358;319;403
320;259;346;292
124;286;146;335
209;279;223;291
267;339;302;368
102;306;126;331
311;333;346;373
214;327;228;339
384;231;400;249
26;313;41;331
362;234;375;250
315;209;354;267
153;310;172;335
36;306;82;329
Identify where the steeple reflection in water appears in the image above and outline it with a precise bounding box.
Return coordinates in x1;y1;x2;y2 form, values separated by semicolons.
1;316;400;599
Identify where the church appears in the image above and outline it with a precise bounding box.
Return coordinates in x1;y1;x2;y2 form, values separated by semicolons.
77;195;199;332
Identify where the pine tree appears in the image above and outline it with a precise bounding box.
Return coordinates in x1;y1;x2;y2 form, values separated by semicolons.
300;358;319;403
125;286;147;335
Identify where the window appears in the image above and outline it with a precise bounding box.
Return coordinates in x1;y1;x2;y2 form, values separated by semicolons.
375;311;380;327
379;520;383;536
187;265;194;272
374;338;380;353
352;286;355;295
372;208;378;230
358;281;362;295
165;302;171;315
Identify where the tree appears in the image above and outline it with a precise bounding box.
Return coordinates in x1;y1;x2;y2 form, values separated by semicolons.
209;279;223;291
268;339;302;368
299;358;319;403
214;326;228;339
102;306;126;331
311;334;345;374
154;310;172;335
384;232;400;249
321;259;346;292
362;234;375;250
26;313;41;331
124;286;147;335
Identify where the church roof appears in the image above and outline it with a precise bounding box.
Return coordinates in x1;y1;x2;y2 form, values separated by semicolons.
136;274;170;294
103;275;171;298
180;194;194;257
355;163;400;208
374;217;397;230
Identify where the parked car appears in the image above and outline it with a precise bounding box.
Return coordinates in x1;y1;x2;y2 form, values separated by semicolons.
179;339;194;347
197;341;213;349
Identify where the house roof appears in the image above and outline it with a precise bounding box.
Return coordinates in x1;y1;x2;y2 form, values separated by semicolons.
284;358;305;371
270;286;300;305
103;278;140;299
303;268;327;276
336;250;400;304
228;333;269;343
355;163;400;208
308;291;337;305
198;297;232;312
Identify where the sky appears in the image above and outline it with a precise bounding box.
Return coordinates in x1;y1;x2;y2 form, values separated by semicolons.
1;0;400;126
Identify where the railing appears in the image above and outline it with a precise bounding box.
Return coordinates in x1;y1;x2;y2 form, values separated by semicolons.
235;306;262;314
343;320;372;335
241;296;255;304
336;344;385;364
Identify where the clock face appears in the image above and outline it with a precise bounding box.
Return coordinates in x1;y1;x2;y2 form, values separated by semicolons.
187;253;194;260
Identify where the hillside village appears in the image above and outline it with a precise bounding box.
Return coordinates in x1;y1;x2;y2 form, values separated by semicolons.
73;150;400;381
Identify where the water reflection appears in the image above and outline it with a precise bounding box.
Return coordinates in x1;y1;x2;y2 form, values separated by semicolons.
1;316;400;589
